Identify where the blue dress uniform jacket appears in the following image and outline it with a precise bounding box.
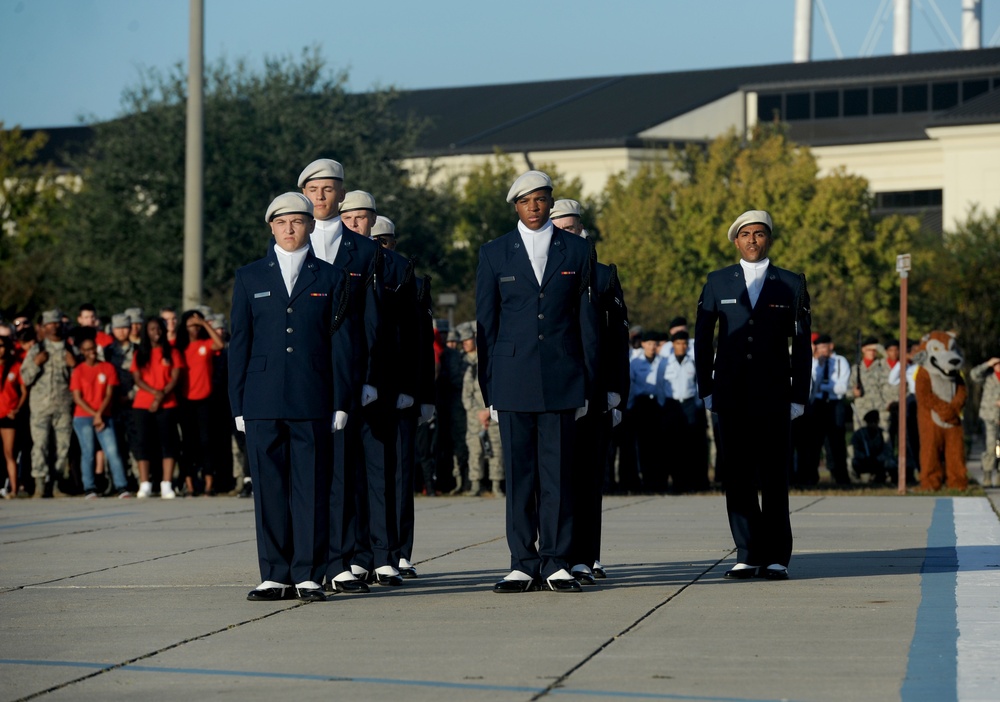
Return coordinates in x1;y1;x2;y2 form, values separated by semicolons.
476;227;598;412
694;263;811;414
694;261;811;569
228;245;353;586
229;248;352;419
328;229;382;402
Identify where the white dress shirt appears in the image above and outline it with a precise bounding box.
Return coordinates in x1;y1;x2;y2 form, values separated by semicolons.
273;244;308;296
739;257;770;308
517;219;553;285
310;216;344;265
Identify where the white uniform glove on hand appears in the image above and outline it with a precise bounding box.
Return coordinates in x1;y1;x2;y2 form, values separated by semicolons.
607;392;621;411
704;394;714;412
574;399;589;421
396;394;414;410
790;403;805;421
332;411;348;432
612;408;622;427
489;405;498;422
235;416;245;433
418;404;435;425
361;384;378;407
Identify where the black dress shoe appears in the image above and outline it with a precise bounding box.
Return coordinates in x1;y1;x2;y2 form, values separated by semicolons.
493;577;538;593
723;567;758;580
571;570;596;586
398;567;418;579
546;577;583;593
329;579;370;594
295;586;326;602
375;572;404;587
592;565;607;579
246;586;290;601
760;567;789;581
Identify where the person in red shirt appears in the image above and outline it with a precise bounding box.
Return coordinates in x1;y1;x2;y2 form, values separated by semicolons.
131;317;184;499
176;310;224;496
0;336;27;499
70;339;132;498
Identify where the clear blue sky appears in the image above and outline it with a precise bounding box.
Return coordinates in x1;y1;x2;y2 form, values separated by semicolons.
2;0;998;129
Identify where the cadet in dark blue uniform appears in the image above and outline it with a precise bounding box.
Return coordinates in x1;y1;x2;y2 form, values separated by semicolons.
230;192;353;602
371;215;436;579
299;158;382;594
477;172;599;593
550;199;630;584
340;192;418;587
694;210;811;581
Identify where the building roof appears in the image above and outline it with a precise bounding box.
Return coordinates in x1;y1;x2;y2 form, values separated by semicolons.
396;47;1000;155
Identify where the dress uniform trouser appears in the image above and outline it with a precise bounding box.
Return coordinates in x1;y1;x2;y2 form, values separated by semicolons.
395;413;417;562
569;408;611;569
499;410;575;579
351;400;399;572
245;419;331;585
717;408;793;568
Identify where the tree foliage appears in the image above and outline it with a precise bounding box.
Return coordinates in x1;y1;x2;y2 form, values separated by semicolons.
911;206;1000;365
56;48;436;315
0;124;74;318
597;125;927;346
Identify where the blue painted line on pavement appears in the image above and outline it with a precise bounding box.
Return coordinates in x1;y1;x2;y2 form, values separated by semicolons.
0;512;139;531
0;659;797;701
900;498;958;702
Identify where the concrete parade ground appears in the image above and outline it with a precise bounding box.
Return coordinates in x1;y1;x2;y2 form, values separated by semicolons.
1;485;999;702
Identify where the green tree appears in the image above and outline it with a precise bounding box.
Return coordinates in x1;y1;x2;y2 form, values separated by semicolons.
912;206;1000;366
0;124;74;317
597;125;926;346
56;49;438;315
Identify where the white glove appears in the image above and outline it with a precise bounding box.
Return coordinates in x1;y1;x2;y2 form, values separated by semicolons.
607;392;621;411
489;405;498;422
418;403;435;425
790;403;805;421
331;411;348;432
235;416;245;433
361;384;378;406
396;393;414;410
612;408;622;427
704;394;713;412
574;399;589;421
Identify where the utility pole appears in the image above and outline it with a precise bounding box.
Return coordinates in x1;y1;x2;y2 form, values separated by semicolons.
182;0;204;310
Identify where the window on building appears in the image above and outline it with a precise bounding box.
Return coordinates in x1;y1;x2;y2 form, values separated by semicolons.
757;94;782;122
814;90;839;118
932;82;959;110
785;92;810;120
901;84;928;112
875;189;943;209
873;86;898;114
963;79;989;102
843;88;869;116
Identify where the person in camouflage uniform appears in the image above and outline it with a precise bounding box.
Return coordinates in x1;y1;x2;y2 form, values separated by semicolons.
971;356;1000;487
849;337;894;441
20;310;75;497
458;322;503;496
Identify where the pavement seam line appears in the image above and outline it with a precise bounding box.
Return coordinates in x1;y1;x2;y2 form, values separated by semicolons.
8;606;301;702
1;538;256;592
528;495;827;700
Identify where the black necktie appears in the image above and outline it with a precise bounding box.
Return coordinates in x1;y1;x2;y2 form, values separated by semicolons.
820;359;830;401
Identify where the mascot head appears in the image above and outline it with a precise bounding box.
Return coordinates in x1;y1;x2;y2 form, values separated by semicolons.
915;331;963;379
